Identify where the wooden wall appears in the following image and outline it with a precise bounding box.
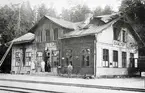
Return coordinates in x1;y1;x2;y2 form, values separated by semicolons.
61;35;95;75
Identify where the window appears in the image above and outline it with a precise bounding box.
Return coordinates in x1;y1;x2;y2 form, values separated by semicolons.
36;52;43;66
82;48;90;67
130;53;134;68
103;49;109;67
54;28;58;40
113;28;120;40
25;52;32;66
86;56;90;66
65;49;72;65
113;50;118;67
122;30;126;42
130;53;134;58
15;52;21;66
122;52;127;68
113;28;117;40
37;30;42;42
46;29;50;42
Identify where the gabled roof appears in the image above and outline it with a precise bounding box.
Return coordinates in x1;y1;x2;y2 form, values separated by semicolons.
62;19;118;39
12;33;35;44
45;16;78;30
62;16;145;46
29;16;78;32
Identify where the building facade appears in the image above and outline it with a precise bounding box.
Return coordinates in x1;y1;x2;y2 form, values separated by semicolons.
11;16;75;74
60;15;143;76
11;14;144;76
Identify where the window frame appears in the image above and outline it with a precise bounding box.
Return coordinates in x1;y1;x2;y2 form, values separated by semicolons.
25;52;32;66
37;30;42;42
81;48;90;67
122;30;126;42
46;29;50;42
102;49;109;67
122;52;127;68
113;27;118;40
130;53;135;68
36;52;43;66
54;28;59;40
15;52;21;67
113;50;118;68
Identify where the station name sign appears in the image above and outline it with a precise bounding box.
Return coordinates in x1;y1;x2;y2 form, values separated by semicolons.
113;40;125;47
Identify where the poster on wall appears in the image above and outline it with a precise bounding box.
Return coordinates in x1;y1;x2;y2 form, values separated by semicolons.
45;42;57;50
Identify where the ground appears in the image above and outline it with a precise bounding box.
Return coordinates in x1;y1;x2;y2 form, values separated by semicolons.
0;74;145;93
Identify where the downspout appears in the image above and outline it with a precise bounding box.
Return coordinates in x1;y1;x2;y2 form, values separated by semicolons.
94;34;97;77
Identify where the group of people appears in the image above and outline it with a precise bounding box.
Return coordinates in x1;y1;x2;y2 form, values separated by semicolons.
31;59;73;78
30;60;51;73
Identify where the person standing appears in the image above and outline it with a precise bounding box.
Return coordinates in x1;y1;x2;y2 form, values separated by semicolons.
31;61;35;73
67;63;73;78
57;65;61;76
41;60;45;72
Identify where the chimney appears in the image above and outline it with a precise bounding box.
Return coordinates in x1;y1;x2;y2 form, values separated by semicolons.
84;13;93;25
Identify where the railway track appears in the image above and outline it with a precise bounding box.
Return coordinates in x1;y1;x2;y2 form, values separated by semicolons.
0;85;65;93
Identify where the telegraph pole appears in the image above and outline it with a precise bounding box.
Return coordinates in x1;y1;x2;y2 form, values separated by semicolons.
17;4;21;32
17;3;22;36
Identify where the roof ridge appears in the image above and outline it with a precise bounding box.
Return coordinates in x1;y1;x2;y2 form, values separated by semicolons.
44;15;77;30
44;15;76;24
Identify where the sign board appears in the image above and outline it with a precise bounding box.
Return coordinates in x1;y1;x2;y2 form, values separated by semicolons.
113;40;125;47
45;42;57;50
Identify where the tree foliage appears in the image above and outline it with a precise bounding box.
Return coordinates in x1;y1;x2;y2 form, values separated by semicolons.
0;1;35;43
93;5;113;16
119;0;145;55
61;5;114;22
61;5;91;22
120;0;145;24
0;5;17;43
36;4;57;21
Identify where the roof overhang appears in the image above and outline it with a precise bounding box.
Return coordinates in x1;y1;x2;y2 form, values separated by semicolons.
8;33;35;45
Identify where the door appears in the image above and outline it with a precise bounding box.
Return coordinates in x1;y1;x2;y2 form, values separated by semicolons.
45;50;59;74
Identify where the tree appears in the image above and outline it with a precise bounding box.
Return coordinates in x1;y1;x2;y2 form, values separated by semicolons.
0;1;35;43
19;1;34;35
61;5;91;22
102;5;113;15
93;5;113;16
36;3;57;21
119;0;145;57
60;8;71;21
0;5;17;43
120;0;145;24
93;6;103;16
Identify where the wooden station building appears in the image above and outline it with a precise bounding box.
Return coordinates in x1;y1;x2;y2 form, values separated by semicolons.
11;14;144;77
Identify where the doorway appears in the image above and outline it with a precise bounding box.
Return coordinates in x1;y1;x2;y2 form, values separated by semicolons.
45;50;59;74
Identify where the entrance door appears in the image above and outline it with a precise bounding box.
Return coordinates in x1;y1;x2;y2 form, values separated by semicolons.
45;50;59;74
51;50;59;74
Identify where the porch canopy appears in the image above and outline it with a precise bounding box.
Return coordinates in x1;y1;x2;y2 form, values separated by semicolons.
10;33;35;44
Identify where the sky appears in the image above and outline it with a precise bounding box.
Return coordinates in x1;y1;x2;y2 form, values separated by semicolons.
0;0;122;14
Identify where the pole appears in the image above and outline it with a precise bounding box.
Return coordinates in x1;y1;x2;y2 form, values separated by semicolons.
0;41;13;67
17;4;21;34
